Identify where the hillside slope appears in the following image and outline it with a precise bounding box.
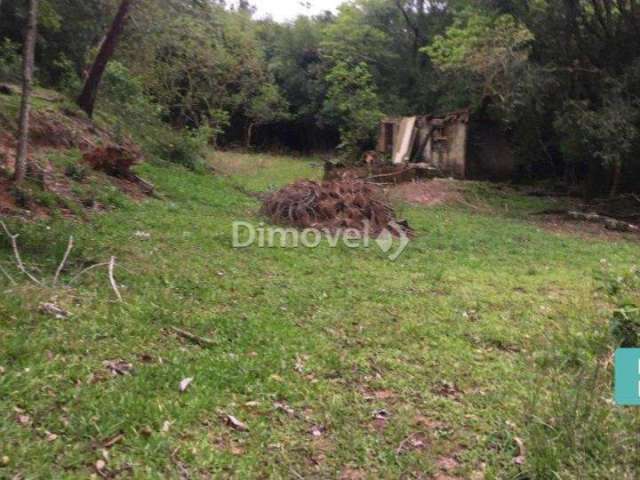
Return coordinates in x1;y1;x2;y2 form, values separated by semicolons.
0;85;149;217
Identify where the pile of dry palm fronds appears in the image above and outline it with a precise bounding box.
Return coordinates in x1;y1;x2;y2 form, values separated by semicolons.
261;179;410;234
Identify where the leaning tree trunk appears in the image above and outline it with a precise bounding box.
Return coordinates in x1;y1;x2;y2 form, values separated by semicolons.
14;0;39;183
77;0;134;118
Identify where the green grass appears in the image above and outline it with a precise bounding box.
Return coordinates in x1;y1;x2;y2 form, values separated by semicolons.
1;151;639;479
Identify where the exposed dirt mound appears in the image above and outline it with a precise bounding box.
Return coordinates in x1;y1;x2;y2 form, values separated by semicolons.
388;179;463;206
84;145;141;178
261;179;410;234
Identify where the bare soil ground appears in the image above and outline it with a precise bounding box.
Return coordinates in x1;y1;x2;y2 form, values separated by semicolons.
387;179;464;206
533;212;640;241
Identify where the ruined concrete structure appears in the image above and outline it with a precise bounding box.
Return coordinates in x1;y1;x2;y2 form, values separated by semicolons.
376;110;514;180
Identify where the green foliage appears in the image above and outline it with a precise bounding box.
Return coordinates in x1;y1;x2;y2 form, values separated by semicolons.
0;38;21;83
2;0;640;185
64;162;89;182
601;265;640;347
50;55;82;94
322;61;383;160
156;125;211;172
246;83;290;128
611;306;640;348
424;11;534;114
554;91;639;171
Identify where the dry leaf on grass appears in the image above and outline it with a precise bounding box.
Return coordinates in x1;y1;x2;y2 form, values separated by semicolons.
224;414;249;432
103;433;124;448
103;360;133;376
433;380;463;400
95;459;106;472
437;456;460;471
17;414;31;426
273;401;295;416
396;432;429;454
39;302;70;319
179;377;193;392
513;436;526;465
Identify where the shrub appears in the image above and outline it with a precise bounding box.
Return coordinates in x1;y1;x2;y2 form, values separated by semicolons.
0;39;21;83
611;305;640;348
598;265;640;347
156;126;211;171
64;163;89;182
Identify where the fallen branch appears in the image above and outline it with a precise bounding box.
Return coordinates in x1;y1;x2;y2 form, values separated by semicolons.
53;236;74;286
170;326;216;347
0;221;43;285
568;210;640;232
108;256;123;302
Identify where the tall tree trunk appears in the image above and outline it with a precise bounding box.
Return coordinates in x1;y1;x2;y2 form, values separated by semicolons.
77;0;134;118
14;0;39;184
609;160;622;198
245;123;254;149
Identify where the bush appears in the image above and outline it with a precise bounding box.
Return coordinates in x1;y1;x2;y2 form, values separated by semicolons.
0;39;21;83
155;126;211;171
599;265;640;347
64;163;89;182
98;62;211;171
611;305;640;348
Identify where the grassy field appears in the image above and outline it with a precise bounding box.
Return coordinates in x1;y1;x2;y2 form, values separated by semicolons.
1;151;639;479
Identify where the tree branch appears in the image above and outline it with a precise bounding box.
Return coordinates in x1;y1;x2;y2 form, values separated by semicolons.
108;256;123;302
0;221;43;285
53;236;74;286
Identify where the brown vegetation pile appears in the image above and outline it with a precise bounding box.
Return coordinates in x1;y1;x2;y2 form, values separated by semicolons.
84;145;141;178
261;179;410;234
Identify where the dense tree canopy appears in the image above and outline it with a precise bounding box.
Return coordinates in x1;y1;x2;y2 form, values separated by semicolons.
1;0;639;194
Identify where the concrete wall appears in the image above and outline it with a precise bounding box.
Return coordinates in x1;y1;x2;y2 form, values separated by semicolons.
428;121;467;178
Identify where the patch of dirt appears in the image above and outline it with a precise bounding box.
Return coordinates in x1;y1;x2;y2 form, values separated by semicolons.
324;161;437;183
534;213;640;241
0;178;17;215
387;179;463;206
339;467;367;480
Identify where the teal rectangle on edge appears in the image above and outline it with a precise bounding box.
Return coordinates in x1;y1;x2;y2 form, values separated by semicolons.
615;348;640;406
